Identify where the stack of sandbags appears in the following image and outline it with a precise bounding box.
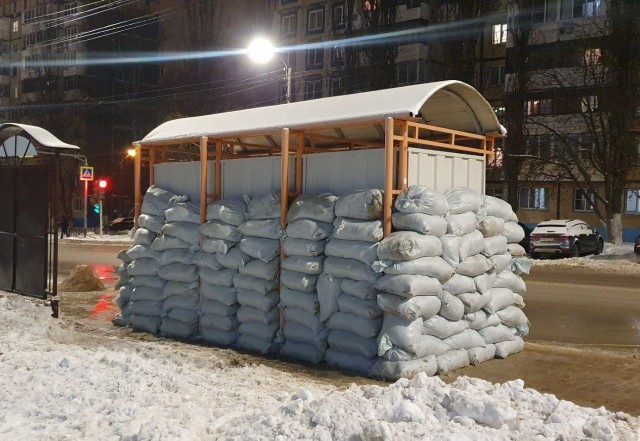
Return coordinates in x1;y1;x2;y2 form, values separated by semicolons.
156;201;201;340
322;189;385;374
234;193;281;354
113;249;134;326
198;198;249;346
372;186;454;379
280;194;337;364
138;185;185;234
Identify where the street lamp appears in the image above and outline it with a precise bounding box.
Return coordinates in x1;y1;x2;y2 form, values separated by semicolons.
247;37;292;104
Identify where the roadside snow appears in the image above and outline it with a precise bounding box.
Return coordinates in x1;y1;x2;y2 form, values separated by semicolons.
63;232;132;244
0;294;637;440
533;243;639;273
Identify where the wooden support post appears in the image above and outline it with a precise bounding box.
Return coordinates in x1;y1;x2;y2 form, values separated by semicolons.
281;128;290;232
199;136;208;224
133;142;142;230
399;120;409;191
215;140;223;201
149;146;156;186
384;117;394;237
295;132;304;196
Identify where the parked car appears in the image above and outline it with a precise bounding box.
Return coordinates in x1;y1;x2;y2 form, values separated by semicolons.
635;235;640;254
529;219;604;259
518;221;532;253
107;217;134;232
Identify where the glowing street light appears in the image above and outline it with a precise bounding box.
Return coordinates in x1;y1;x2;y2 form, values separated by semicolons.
127;148;137;158
247;37;292;104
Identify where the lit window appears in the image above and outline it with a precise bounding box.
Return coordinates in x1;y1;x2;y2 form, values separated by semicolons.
519;187;548;209
583;48;601;65
524;99;553;115
625;189;640;213
573;188;595;211
492;24;507;44
11;19;19;33
307;6;325;34
280;12;296;38
304;78;323;100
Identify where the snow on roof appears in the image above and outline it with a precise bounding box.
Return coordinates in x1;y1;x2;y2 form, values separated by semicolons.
0;123;79;151
140;81;506;146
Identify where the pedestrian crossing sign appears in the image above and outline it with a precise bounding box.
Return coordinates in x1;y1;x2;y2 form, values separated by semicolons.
79;166;94;181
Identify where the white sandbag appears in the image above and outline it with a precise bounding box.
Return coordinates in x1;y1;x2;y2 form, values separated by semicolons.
334;189;383;220
443;329;486;350
237;305;279;325
394;185;448;216
282;256;324;275
239;237;280;263
283;322;329;351
200;221;242;242
494;271;526;294
324;257;379;283
443;187;482;214
494;336;524;358
325;239;378;266
437;349;470;374
286;193;337;223
391;212;447;236
438;291;465;321
200;300;238;316
378;317;449;358
457;291;493;314
286;219;333;241
325;348;377;375
233;273;278;294
489;253;513;273
200;267;236;287
151;235;191;251
376;274;442;298
496;306;529;328
317;273;341;322
507;243;527;257
280;287;319;313
161;222;201;245
468;344;497;365
159;263;198;283
237;290;280;311
370;356;438;380
235;334;277;354
503;221;525;243
482;235;509;257
127;244;160;260
281;341;325;364
130;313;161;334
206;198;248;226
129;300;162;317
459;230;486;261
238;321;279;340
477;216;506;238
377;294;441;321
327;312;382;339
130;275;166;289
456;255;493;277
513;293;526;308
238;258;280;280
478;324;516;344
281;269;317;292
381;346;417;362
138;214;164;233
165;202;200;224
215;247;250;269
422;316;469;339
131;285;162;301
159;248;195;266
127;258;159;276
162;281;198;299
446;212;478;236
442;274;476;295
200;327;238;346
239;219;281;239
377;232;442;261
474;271;496;294
341;279;377;300
511;258;533;276
283;237;326;257
513;324;530;337
133;228;156;247
284;307;324;332
248;193;280;220
202;238;235;254
482;196;516;221
332;217;383;243
328;330;378;358
337;294;381;319
465;310;501;330
440;234;460;267
199;283;237;305
373;256;454;283
485;287;515;314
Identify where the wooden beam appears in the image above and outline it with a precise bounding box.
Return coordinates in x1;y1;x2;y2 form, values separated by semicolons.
199;136;208;224
384;117;394;237
215;139;223;201
399;120;409;191
149;146;156;186
281;128;290;234
133;142;142;230
296;131;304;195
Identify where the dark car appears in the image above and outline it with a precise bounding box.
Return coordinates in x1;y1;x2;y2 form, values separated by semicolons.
529;219;604;259
518;221;532;253
635;235;640;254
108;217;134;232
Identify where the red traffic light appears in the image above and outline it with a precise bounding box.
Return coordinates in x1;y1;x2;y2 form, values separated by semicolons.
98;179;108;189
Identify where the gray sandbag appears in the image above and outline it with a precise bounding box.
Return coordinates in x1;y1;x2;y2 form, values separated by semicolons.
489;253;513;273
200;327;238;346
286;193;337;223
373;256;454;283
381;346;417;362
395;185;448;216
442;274;476;295
282;256;324;275
248;193;280;220
159;263;198;283
238;321;279;340
503;221;525;243
377;232;442;261
159;248;196;266
116;286;132;307
164;308;199;324
456;255;493;277
286;219;333;241
459;230;486;261
446;212;478;236
478;324;516;344
325;348;377;375
127;258;159;276
127;244;160;260
438;291;465;321
238;258;280;280
436;349;470;374
131;285;162;302
340;279;377;300
464;310;501;330
391;212;447;237
130;276;166;289
422;316;469;339
337;294;381;319
443;187;482;214
237;305;279;325
324;257;379;283
129;300;163;317
284;307;324;332
237;290;280;311
206;198;248;226
280;287;319;313
199;283;237;305
151;235;191;251
281;269;317;292
216;248;251;269
193;252;223;270
484;287;516;314
494;270;526;295
496;306;528;328
200;221;242;242
200;300;239;317
161;222;201;245
200;314;239;332
328;330;378;358
164;202;200;224
162;281;198;299
378;315;449;357
468;344;497;365
202;238;235;254
494;336;525;358
117;249;133;263
283;237;326;257
443;329;486;350
474;271;497;294
239;219;281;239
482;195;517;221
138;214;163;233
370;356;438;380
334;189;383;220
239;237;280;263
200;267;237;287
133;228;157;246
377;294;441;321
325;239;378;266
281;341;325;364
457;291;493;314
233;273;278;294
235;334;277;354
332;218;383;243
376;274;442;298
326;311;382;339
142;186;179;212
163;294;199;312
478;215;506;238
317;273;342;322
130;313;161;334
283;322;329;351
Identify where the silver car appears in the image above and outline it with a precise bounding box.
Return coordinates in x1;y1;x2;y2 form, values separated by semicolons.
529;219;604;259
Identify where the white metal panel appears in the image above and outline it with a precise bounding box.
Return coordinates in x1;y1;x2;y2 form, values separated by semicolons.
154;161;215;203
304;149;386;195
222;155;293;199
408;148;486;194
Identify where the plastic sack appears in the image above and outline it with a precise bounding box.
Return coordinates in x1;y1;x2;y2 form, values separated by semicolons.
202;238;235;254
446;212;478;236
440;234;461;267
239;237;280;263
283;322;329;351
282;256;324;275
281;269;318;293
392;212;447;236
215;248;250;270
503;221;525;243
377;293;441;321
239;219;281;239
478;324;516;344
422;316;469;339
482;196;517;221
465;310;501;330
127;244;159;261
317;273;341;322
238;258;280;281
163;295;199;314
165;202;200;224
237;305;279;325
381;346;416;362
337;294;381;319
376;274;442;298
437;291;465;321
200;328;238;346
378;315;449;357
332;218;383;243
283;237;326;257
151;235;191;252
370;356;438;380
443;329;486;350
238;321;280;340
325;239;378;266
235;334;277;355
394;185;448;216
280;287;319;313
327;311;382;338
162;281;198;299
200;300;239;317
494;271;526;294
233;273;278;294
494;336;524;358
127;258;159;276
199;282;237;305
507;243;527;257
328;330;378;358
340;279;377;300
325;348;378;375
138;214;163;233
489;253;513;273
442;274;475;295
483;235;509;257
456;255;493;277
200;267;236;287
457;290;493;314
159;248;195;266
159;263;198;283
131;285;162;302
468;344;496;365
497;306;529;328
484;287;516;314
474;270;497;294
478;215;506;238
130;313;161;334
129;300;162;317
443;187;483;214
284;307;323;332
378;232;442;261
459;230;486;261
248;193;280;220
161;222;200;245
131;229;155;248
142;185;177;211
513;293;526;308
373;256;454;283
334;189;383;220
286;219;333;241
206;198;247;226
200;314;239;332
200;221;242;242
130;275;166;289
511;258;533;276
281;341;325;364
237;289;280;312
324;257;379;283
286;193;337;223
436;349;470;374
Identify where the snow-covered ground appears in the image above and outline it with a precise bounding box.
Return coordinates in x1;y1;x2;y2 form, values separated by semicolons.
1;294;637;441
532;243;640;274
62;232;132;244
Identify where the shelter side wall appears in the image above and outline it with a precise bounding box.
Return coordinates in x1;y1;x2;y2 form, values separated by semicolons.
154;161;215;203
407;148;486;194
222;156;294;200
303;149;386;194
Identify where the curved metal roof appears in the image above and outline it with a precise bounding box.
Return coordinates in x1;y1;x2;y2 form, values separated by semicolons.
0;123;79;152
140;81;506;147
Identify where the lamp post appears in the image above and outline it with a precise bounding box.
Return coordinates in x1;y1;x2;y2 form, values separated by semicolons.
247;37;292;104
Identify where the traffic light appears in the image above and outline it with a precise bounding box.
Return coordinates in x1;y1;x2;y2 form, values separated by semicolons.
98;179;108;189
93;203;100;214
94;178;109;200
